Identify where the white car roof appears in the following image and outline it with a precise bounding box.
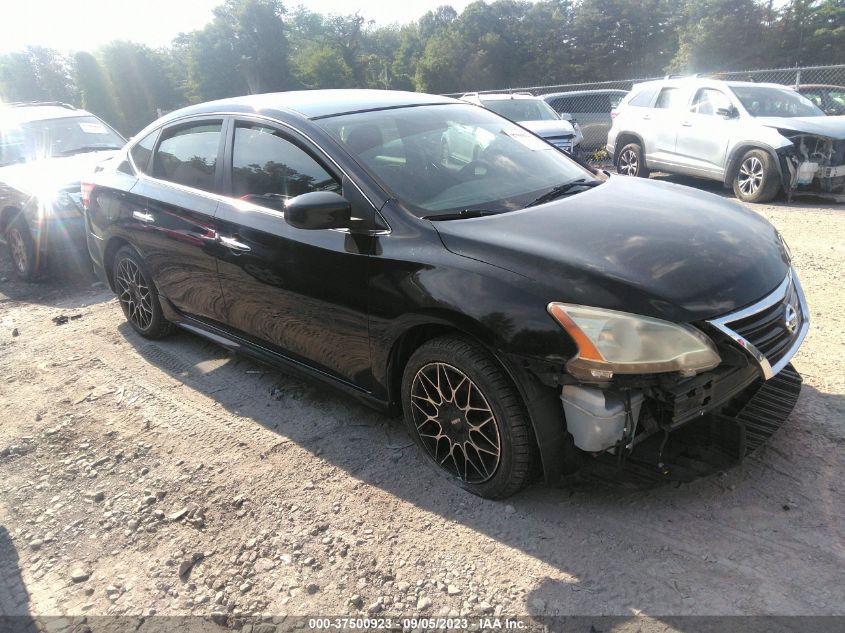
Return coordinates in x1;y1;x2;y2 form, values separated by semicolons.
0;104;94;125
630;78;796;92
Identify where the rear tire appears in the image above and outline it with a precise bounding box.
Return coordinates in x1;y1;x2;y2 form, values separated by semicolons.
5;217;39;281
112;245;174;339
616;142;650;178
732;149;781;203
401;336;534;499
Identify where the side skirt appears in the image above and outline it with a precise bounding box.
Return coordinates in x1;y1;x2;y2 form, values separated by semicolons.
159;297;390;414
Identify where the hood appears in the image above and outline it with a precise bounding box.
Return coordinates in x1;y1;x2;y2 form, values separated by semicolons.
0;150;120;197
756;115;845;139
520;119;576;137
432;177;790;322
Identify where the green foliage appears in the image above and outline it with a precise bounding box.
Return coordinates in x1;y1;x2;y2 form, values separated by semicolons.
0;47;77;104
73;52;120;126
96;41;182;135
1;0;844;129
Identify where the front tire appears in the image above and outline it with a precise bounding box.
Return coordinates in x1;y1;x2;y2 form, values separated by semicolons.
6;217;39;281
401;336;534;499
113;245;174;339
733;149;780;203
616;142;650;178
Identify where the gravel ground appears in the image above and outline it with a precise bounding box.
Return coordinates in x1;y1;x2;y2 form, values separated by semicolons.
0;179;843;632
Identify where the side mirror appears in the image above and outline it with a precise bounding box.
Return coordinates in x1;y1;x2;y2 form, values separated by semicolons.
716;106;738;119
284;191;351;230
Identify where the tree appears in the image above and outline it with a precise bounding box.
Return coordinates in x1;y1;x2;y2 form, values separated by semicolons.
73;52;120;126
669;0;768;73
98;41;182;134
572;0;677;80
187;0;296;100
0;47;77;104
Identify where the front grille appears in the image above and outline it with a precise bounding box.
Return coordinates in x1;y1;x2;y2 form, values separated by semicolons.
726;280;801;367
708;269;808;380
546;135;574;151
735;363;802;454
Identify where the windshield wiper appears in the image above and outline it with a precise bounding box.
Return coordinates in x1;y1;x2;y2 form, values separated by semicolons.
525;178;602;208
425;209;499;221
58;145;123;156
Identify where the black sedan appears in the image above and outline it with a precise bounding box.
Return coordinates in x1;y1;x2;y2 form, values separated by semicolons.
83;90;808;498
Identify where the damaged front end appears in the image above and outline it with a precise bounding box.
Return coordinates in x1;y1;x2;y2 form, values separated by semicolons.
552;269;809;485
777;132;845;199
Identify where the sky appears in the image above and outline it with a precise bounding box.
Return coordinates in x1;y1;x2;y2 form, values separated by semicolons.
0;0;475;54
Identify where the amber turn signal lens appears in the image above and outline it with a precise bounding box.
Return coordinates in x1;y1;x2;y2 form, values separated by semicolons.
547;303;605;362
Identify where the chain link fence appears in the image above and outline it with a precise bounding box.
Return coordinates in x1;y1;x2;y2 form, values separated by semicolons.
444;64;845;161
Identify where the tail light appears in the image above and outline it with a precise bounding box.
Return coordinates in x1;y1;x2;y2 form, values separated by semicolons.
81;182;95;209
610;109;619;120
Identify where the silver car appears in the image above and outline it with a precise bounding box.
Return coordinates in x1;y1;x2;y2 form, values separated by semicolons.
459;92;583;156
607;77;845;202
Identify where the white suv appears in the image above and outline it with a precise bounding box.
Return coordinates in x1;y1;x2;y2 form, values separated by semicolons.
607;77;845;202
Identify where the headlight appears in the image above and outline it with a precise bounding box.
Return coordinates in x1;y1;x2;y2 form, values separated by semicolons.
548;303;721;380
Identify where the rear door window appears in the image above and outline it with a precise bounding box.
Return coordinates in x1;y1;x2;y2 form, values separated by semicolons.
153;121;223;191
231;122;340;211
655;87;686;110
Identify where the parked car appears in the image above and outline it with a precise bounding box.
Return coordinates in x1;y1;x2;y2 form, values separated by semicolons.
796;84;845;116
459;92;583;157
607;77;845;202
0;102;124;279
84;89;807;498
543;89;628;151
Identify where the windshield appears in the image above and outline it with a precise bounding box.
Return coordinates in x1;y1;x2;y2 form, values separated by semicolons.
482;99;560;122
0;115;124;165
316;103;593;217
730;86;825;118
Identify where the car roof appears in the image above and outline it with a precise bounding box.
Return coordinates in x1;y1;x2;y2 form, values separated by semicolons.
0;102;91;124
542;89;628;98
158;90;459;125
631;78;796;91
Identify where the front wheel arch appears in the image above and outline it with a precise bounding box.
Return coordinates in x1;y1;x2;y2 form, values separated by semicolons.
387;321;565;485
724;144;784;188
730;147;783;202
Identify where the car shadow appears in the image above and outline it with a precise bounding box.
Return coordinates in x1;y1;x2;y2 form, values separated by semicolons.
0;525;38;633
644;173;844;207
0;244;108;310
115;320;845;619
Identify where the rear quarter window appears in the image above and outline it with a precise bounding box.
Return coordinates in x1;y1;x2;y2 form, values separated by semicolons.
627;86;660;107
130;130;158;174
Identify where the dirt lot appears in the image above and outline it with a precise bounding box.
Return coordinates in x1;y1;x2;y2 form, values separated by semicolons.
1;179;844;632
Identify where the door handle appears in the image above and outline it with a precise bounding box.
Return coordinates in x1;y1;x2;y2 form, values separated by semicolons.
642;114;652;120
132;210;154;224
681;121;693;127
218;235;251;253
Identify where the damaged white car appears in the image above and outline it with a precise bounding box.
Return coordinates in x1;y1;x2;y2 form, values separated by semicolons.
607;78;845;202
